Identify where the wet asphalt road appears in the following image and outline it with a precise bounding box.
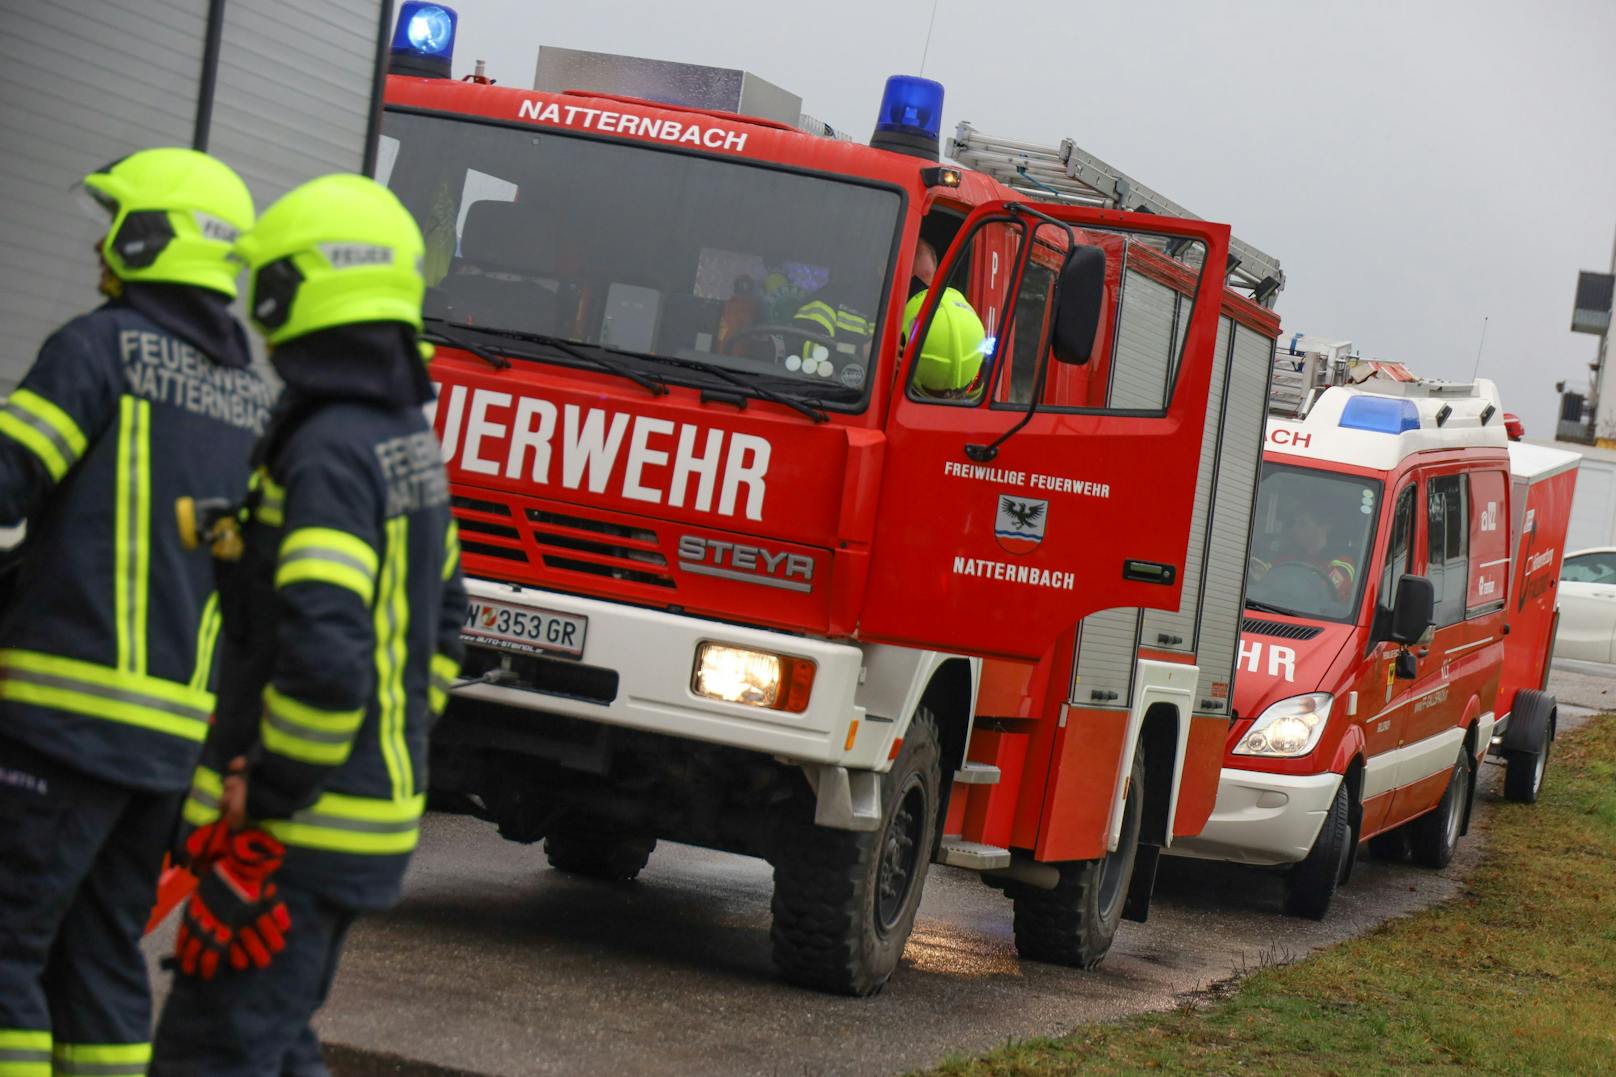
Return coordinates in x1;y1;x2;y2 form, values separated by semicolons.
142;665;1608;1076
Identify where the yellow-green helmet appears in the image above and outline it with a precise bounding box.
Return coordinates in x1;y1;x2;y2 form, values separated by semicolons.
236;174;424;347
904;286;986;392
81;148;253;297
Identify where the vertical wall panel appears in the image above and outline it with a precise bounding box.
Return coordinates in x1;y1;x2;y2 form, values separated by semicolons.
1143;315;1232;657
0;1;208;394
1197;322;1275;712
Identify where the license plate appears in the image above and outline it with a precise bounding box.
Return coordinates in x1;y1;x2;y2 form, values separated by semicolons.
462;598;588;659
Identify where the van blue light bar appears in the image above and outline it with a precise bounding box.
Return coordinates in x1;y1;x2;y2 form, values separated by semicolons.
1339;396;1420;434
389;2;457;79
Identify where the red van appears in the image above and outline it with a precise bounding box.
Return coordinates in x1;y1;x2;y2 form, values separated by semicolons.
1167;374;1572;917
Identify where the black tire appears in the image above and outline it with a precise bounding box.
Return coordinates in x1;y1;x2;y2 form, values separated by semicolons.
1008;751;1143;970
544;827;655;882
769;708;942;996
1283;780;1353;920
1409;747;1473;869
1504;740;1550;804
1503;702;1554;804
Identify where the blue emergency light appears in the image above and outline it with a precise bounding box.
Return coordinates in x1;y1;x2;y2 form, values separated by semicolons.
389;2;457;79
1338;396;1421;434
871;75;944;160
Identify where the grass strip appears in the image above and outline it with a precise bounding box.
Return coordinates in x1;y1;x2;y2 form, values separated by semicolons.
931;715;1616;1075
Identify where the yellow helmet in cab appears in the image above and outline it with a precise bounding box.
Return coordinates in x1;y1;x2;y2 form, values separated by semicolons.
236;174;424;346
81;148;253;297
903;287;986;392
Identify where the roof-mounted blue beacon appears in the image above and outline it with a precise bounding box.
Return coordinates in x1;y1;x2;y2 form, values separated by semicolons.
871;75;945;161
389;2;458;79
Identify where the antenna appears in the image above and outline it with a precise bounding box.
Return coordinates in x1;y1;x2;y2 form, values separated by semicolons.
1470;315;1489;380
919;0;941;75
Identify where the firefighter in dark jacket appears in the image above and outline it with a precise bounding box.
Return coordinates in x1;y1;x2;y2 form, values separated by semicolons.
0;148;266;1076
150;173;466;1075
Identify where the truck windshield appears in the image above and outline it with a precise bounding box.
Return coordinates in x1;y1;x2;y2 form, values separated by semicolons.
1246;461;1382;623
378;108;901;408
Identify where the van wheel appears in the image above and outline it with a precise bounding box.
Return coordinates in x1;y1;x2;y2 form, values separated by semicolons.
1409;747;1473;869
1008;752;1143;969
1504;705;1553;804
544;826;655;882
1283;780;1353;920
769;709;941;996
1504;738;1550;803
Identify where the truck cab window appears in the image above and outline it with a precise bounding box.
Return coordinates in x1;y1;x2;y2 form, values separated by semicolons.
1247;462;1381;622
1377;485;1416;612
1425;474;1469;627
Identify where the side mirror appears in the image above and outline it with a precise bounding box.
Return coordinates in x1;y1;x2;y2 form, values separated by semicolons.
1050;244;1106;365
1386;574;1435;645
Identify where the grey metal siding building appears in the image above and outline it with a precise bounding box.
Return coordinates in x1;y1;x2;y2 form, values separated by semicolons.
0;0;392;393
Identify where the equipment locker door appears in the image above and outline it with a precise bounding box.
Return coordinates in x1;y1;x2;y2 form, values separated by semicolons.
859;202;1232;661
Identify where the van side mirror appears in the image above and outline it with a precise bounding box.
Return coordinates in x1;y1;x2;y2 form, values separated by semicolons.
1385;574;1435;645
1050;244;1105;365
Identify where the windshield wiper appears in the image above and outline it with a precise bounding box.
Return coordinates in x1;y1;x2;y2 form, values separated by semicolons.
1245;598;1308;618
652;355;829;423
422;320;668;398
421;319;510;370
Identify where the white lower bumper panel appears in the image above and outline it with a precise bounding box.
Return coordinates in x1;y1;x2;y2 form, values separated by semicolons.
1166;767;1342;866
451;579;875;768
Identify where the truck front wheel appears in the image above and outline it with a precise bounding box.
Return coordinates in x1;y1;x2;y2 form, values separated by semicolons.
769;708;942;996
1008;751;1144;970
1282;779;1353;920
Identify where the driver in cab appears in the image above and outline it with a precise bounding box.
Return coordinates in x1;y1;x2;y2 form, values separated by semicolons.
1251;505;1357;603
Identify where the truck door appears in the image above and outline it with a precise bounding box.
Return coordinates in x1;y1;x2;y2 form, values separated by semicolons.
1361;478;1417;835
1389;467;1476;824
859;203;1232;660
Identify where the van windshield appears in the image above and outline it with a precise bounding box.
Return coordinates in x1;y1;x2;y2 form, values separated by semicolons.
1247;462;1382;622
377;108;902;409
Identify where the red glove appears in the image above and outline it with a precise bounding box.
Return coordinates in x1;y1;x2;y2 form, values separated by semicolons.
174;827;292;979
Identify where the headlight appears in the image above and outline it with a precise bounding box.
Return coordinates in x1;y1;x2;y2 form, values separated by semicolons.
1233;693;1333;757
692;643;815;713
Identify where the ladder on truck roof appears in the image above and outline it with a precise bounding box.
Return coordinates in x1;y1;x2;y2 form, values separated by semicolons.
1271;335;1501;426
948;122;1285;309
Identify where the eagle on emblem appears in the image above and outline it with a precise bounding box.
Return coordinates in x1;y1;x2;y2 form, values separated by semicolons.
1002;498;1045;531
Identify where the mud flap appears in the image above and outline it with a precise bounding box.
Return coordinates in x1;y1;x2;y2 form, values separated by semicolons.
1122;842;1161;923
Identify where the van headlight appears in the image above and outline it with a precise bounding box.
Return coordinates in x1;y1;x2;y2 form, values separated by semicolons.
1233;693;1333;757
691;643;815;712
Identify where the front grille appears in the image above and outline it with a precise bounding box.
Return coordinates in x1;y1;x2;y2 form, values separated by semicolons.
526;507;674;588
1241;617;1322;641
451;495;676;591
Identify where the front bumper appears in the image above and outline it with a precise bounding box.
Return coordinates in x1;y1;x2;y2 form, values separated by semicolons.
451;579;877;768
1165;767;1341;866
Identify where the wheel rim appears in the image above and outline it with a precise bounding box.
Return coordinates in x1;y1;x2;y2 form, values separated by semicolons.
876;779;927;934
1096;781;1140;920
1444;760;1467;850
1532;743;1548;796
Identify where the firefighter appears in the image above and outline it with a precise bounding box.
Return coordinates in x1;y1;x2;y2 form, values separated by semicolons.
902;282;989;400
1252;505;1357;602
0;148;266;1074
150;173;467;1074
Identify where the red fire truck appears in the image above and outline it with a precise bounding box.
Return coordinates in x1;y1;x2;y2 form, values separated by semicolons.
381;3;1281;993
1166;344;1576;919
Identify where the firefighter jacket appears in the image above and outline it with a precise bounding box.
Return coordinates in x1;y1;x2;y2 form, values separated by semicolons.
0;284;271;792
184;325;466;909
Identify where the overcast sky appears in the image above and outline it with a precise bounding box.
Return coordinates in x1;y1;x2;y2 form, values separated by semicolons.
446;0;1616;436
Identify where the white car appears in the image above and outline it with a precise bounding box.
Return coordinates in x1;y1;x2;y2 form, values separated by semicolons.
1557;547;1616;663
